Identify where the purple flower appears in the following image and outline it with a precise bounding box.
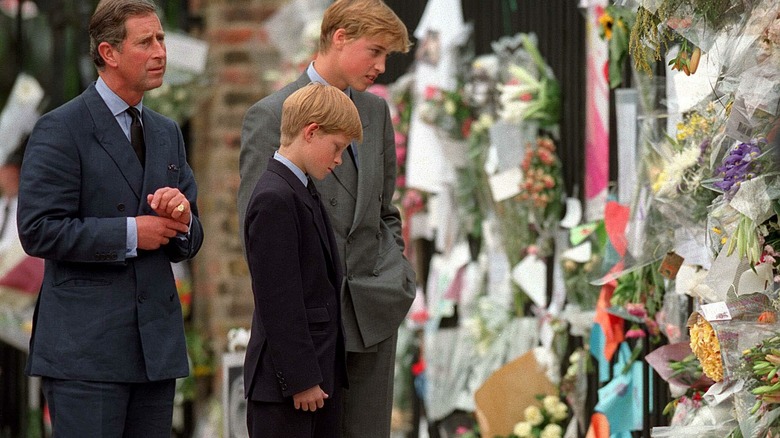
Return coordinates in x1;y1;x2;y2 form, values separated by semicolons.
713;140;763;198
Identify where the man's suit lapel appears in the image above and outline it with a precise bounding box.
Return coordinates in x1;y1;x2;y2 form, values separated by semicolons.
270;160;335;264
349;91;376;231
83;85;143;200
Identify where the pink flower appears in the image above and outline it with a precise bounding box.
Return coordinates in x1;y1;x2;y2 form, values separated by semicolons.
410;309;429;324
665;324;681;341
626;328;646;339
626;303;647;318
402;189;425;212
538;149;555;165
424;85;440;101
395;144;407;163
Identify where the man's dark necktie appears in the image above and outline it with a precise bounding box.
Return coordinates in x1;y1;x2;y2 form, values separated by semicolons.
307;177;328;223
126;107;145;165
307;176;320;200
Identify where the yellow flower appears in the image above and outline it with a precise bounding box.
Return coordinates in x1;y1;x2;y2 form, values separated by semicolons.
652;169;667;194
689;314;723;382
598;12;614;40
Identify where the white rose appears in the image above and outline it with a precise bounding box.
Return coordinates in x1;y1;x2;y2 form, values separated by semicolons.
542;395;560;413
513;421;532;437
552;402;568;421
540;423;563;438
524;405;543;426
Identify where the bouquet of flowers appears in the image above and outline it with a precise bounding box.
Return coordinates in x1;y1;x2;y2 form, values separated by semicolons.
706;137;780;267
597;4;635;88
689;313;724;382
419;83;475;141
610;261;666;326
495;395;569;438
517;136;565;255
739;332;780;436
650;101;722;231
497;33;560;129
629;0;753;73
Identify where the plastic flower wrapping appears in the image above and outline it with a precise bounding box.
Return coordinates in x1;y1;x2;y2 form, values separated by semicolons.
496;34;561;129
705;137;780;268
628;0;770;75
646;342;718;428
649;100;724;235
683;293;780;436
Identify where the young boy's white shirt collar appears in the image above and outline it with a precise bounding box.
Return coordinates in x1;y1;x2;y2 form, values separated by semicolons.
273;151;307;187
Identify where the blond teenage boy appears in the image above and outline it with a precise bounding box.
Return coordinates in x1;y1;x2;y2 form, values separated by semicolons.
238;1;416;436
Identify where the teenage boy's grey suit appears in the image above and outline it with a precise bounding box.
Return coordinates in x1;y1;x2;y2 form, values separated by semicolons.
239;72;416;435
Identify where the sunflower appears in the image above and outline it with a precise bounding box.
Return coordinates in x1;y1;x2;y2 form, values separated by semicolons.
598;11;614;40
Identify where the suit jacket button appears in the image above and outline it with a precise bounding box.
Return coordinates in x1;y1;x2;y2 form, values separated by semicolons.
373;269;379;277
281;384;288;390
329;198;337;206
137;295;146;303
117;203;125;212
276;371;283;377
347;274;354;281
375;232;381;239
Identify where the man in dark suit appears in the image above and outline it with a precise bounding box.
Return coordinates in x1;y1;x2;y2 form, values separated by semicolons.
16;0;204;436
238;1;416;436
243;82;362;438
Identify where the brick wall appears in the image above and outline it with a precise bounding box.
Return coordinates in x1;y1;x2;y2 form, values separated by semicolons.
188;0;286;366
